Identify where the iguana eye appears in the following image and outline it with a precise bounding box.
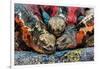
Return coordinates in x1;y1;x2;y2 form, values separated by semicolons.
62;38;66;42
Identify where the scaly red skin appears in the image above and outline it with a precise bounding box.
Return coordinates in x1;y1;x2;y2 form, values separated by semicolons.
21;27;45;53
43;6;59;17
51;6;59;17
75;30;85;44
67;7;80;25
65;30;85;49
26;5;42;20
15;16;52;54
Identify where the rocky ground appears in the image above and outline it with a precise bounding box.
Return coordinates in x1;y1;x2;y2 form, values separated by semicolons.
15;47;94;65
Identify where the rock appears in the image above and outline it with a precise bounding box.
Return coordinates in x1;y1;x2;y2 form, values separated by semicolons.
38;33;56;54
49;16;66;37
